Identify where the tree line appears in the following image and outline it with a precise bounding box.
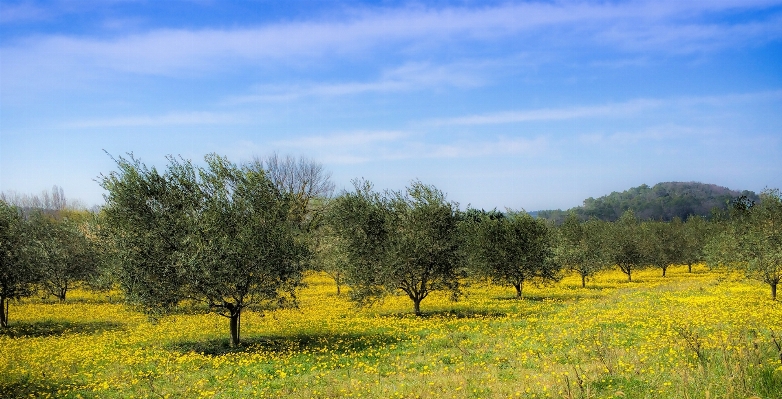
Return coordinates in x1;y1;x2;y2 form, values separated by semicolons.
535;181;759;223
1;154;780;346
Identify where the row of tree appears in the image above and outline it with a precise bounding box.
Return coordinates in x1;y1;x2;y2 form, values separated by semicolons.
1;154;780;346
0;188;100;327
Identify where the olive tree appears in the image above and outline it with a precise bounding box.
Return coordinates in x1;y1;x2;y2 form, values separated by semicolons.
328;180;463;315
605;210;647;282
470;210;560;298
27;212;98;301
682;215;710;273
643;218;685;277
0;200;38;328
99;153;306;345
311;225;349;295
707;189;782;300
556;213;607;288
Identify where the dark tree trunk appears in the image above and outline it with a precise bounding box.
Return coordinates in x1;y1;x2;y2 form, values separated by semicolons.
413;298;422;316
662;266;667;277
772;282;778;301
1;295;8;328
514;281;523;298
581;274;586;288
336;284;341;295
229;307;241;346
57;285;67;302
688;263;693;273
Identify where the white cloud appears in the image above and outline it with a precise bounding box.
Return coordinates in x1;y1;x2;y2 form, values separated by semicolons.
430;99;663;125
3;0;780;79
62;111;249;128
0;3;49;24
430;91;782;126
273;130;547;164
228;61;486;103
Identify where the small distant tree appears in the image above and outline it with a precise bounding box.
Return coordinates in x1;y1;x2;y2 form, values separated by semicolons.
311;225;349;295
556;213;607;287
470;210;560;298
707;189;782;300
0;201;38;328
643;218;685;277
100;153;307;345
27;212;98;301
682;215;710;273
606;210;646;282
328;180;463;315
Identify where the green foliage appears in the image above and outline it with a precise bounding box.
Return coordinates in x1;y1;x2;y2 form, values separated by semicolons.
605;210;647;282
27;212;99;301
536;182;758;223
555;213;608;287
328;180;464;314
310;224;349;294
642;218;686;277
681;215;710;272
99;153;307;345
0;200;38;327
468;209;560;297
326;179;389;305
707;188;782;300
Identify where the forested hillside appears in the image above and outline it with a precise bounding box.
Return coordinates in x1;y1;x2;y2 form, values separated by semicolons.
535;182;758;223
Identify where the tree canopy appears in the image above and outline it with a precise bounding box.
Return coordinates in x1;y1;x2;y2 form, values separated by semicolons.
0;200;37;327
536;182;758;223
328;180;464;315
99;153;307;345
555;213;607;287
707;188;782;300
468;209;560;298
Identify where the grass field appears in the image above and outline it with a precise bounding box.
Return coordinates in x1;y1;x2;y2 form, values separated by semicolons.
2;266;781;398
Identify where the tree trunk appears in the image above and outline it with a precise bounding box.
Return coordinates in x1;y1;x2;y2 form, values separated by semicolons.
229;308;241;346
1;295;7;328
514;282;523;298
688;263;693;273
581;274;586;288
772;282;778;301
620;265;632;282
662;266;667;277
58;285;67;302
413;298;422;316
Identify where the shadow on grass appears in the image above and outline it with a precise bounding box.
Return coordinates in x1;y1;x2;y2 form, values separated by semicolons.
380;308;509;319
167;331;405;357
0;320;124;338
1;376;95;399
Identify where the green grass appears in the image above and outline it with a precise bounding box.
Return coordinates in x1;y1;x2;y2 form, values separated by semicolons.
1;266;781;398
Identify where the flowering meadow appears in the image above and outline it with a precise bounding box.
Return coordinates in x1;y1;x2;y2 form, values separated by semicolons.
2;266;781;399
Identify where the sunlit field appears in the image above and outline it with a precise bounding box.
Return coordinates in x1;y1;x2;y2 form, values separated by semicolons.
2;266;781;399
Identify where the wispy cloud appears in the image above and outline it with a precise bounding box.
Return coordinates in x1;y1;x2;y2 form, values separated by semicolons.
273;130;547;164
0;2;49;24
62;112;249;128
276;131;407;149
430;99;663;125
4;1;780;78
228;61;486;103
430;91;782;126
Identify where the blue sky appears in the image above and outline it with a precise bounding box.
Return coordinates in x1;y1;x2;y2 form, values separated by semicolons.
1;0;781;211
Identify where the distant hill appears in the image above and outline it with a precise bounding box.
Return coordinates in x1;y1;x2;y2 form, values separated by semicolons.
534;182;758;223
